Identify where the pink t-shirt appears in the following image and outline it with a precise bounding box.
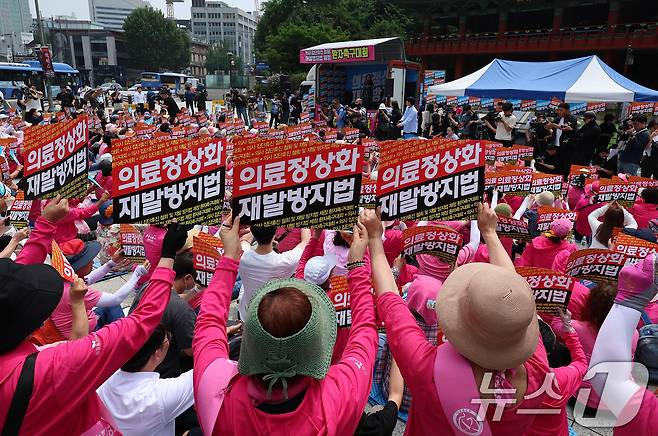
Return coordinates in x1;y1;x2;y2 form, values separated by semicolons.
629;201;658;229
572;320;639;409
377;292;550;435
50;283;102;338
613;389;658;436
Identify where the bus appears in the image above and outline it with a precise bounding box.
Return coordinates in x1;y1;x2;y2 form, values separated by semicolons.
140;72;196;96
0;61;80;101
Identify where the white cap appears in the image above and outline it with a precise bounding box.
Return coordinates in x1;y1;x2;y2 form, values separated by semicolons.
304;253;338;285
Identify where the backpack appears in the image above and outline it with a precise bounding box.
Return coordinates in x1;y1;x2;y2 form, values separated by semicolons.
635;312;658;384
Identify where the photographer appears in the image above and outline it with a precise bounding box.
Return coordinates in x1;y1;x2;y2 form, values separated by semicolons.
547;103;578;176
526;112;553;157
484;101;504;140
459;104;479;139
492;102;517;147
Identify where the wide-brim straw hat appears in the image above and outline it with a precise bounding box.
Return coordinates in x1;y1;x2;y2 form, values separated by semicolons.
437;263;539;370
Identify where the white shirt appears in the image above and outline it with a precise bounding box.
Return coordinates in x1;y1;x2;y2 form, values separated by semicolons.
553;117;566;147
134;91;147;104
495;113;517;141
587;204;637;249
97;370;194;436
238;247;303;319
25;95;41;112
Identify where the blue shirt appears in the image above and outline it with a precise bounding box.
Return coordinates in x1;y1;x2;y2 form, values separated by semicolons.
399;105;418;134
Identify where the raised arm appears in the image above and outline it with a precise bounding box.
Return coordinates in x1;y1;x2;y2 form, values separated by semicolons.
193;216;241;379
588;255;658;417
94;262;149;307
588;203;609;233
69;279;90;340
478;202;514;271
543;310;589;408
37;225;190;408
513;195;533;220
621;206;638;229
295;229;321;279
16;197;69;264
327;212;377;424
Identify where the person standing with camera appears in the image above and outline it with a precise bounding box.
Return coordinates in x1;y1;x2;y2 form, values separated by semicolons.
492;102;517;147
547;103;578;177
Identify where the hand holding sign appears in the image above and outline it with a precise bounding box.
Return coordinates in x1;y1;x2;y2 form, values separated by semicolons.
70;277;89;302
219;215;241;261
349;221;368;263
11;227;30;243
161;223;193;260
360;208;383;241
477;202;497;236
42;195;70;222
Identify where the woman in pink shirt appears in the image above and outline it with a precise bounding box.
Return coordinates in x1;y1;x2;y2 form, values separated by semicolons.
515;218;577;269
572;283;639;409
588;255;658;436
526;310;589;436
193;212;379;435
52;192;109;243
376;203;550;435
628;187;658;229
0;199;190;435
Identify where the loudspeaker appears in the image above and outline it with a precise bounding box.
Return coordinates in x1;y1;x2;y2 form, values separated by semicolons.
384;78;394;97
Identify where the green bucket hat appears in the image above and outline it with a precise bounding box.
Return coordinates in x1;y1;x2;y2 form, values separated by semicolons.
238;278;337;399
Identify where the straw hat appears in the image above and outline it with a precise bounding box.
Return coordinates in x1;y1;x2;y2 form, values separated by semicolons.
437;263;539;370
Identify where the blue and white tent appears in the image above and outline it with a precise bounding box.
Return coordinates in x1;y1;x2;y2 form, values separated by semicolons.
427;56;658;102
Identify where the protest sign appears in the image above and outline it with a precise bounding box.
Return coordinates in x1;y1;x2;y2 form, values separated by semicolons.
495;146;519;163
360;179;377;208
328;275;351;328
596;179;638;207
537;207;577;233
627;175;658;189
8;191;31;229
565;249;626;283
23;116;88;199
378;139;485;222
496;216;532;242
612;234;658;261
484;142;499;162
232;137;362;229
402;225;464;264
531;172;564;195
119;224;146;263
516;267;575;314
112;137;226;225
492;171;532;196
51;240;76;282
192;232;224;287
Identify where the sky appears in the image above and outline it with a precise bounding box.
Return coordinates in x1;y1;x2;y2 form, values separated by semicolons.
28;0;259;21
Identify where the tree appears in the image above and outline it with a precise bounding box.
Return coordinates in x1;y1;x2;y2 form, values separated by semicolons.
205;45;243;74
123;6;191;71
254;0;416;73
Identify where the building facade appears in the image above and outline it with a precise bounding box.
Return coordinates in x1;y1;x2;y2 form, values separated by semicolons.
88;0;149;31
190;0;257;67
0;0;33;61
189;39;209;78
44;18;133;87
402;0;658;88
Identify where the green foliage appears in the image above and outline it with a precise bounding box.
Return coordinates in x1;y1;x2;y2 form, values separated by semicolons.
205;45;244;74
255;0;416;73
123;6;191;71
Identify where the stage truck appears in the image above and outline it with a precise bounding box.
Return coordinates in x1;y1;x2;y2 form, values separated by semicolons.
299;37;421;126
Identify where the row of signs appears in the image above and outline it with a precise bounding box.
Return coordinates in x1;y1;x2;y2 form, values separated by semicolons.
426;96;607;114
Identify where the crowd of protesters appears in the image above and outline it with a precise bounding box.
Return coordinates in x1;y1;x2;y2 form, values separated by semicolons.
0;80;657;436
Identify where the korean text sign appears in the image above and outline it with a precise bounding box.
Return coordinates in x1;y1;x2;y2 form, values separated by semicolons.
516;267;574;315
299;45;375;64
119;224;146;263
23;116;88;199
51;240;76;282
537;207;577;233
232;137;363;230
565;249;626;283
377;139;485;222
612;234;658;261
496;216;532;242
9;191;31;229
192;232;224;287
402;225;464;265
328;275;351;328
112;137;226;224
